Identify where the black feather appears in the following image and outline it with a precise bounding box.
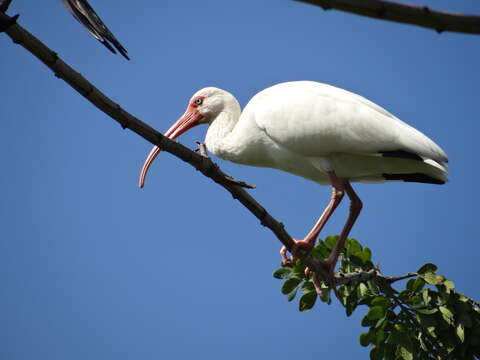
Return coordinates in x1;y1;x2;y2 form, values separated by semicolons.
379;150;423;161
61;0;129;60
382;173;445;185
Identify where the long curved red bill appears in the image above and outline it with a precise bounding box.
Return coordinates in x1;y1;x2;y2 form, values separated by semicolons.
138;146;161;188
138;108;204;188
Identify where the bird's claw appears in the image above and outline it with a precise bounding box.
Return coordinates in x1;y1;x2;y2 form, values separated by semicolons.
280;246;292;267
280;242;340;299
280;240;314;267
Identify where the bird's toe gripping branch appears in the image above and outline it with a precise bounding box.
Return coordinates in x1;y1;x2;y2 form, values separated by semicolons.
280;240;314;267
280;241;339;298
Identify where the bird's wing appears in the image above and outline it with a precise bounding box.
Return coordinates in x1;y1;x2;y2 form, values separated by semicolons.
61;0;129;60
247;81;447;164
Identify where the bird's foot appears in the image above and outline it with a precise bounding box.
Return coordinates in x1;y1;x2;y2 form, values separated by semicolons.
280;240;314;267
195;141;209;158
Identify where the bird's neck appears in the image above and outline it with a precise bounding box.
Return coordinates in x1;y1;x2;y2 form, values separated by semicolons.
205;106;244;163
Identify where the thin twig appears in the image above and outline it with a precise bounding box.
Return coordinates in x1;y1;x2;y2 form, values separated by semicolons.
385;272;417;283
333;269;418;286
295;0;480;35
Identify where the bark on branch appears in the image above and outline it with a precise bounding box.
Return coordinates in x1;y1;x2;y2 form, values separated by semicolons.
295;0;480;35
334;269;417;286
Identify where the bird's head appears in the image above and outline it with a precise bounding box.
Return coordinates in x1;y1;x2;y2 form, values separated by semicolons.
138;87;236;188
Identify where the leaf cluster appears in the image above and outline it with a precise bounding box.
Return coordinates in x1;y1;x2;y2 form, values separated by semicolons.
273;236;480;359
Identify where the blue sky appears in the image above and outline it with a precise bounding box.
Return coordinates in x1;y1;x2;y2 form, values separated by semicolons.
1;1;479;359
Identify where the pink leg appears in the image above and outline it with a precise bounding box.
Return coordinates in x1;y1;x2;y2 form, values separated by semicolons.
325;181;363;272
280;171;345;265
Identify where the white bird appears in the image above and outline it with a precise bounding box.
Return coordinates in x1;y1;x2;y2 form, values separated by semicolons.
138;81;448;285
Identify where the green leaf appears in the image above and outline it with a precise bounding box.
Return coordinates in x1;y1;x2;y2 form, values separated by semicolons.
456;324;465;343
371;296;391;308
422;289;431;305
398;290;411;302
273;267;292;279
439;306;453;320
384;344;395;360
319;287;331;304
362;315;376;327
358;283;369;298
411;277;426;292
457;302;473;328
348;238;362;255
387;328;413;349
375;316;387;329
417;263;438;275
360;332;370;347
406;278;416;291
366;306;385;321
398;346;413;360
281;278;302;295
292;260;306;276
444;280;455;291
301;281;315;293
362;247;372;262
311;242;330;260
286;288;298;302
299;291;317;312
324;235;338;250
409;295;422;306
418;333;428;351
416;313;438;328
415;308;438;315
375;328;386;344
421;272;442;285
369;347;380;360
345;290;358;317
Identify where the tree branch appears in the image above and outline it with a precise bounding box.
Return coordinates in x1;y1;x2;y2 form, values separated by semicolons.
295;0;480;35
333;269;417;286
0;12;295;253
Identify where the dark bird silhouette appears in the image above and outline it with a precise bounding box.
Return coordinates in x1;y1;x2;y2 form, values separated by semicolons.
61;0;129;60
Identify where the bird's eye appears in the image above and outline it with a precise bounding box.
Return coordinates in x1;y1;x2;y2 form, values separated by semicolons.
194;98;203;105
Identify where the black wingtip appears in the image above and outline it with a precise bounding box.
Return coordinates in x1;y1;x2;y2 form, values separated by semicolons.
382;173;445;185
100;39;117;54
62;0;130;60
115;44;130;60
100;36;130;60
119;49;130;61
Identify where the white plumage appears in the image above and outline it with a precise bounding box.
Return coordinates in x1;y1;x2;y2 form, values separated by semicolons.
202;81;447;184
139;81;448;285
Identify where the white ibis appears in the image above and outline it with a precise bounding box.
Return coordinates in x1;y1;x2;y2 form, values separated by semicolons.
138;81;448;284
61;0;129;60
